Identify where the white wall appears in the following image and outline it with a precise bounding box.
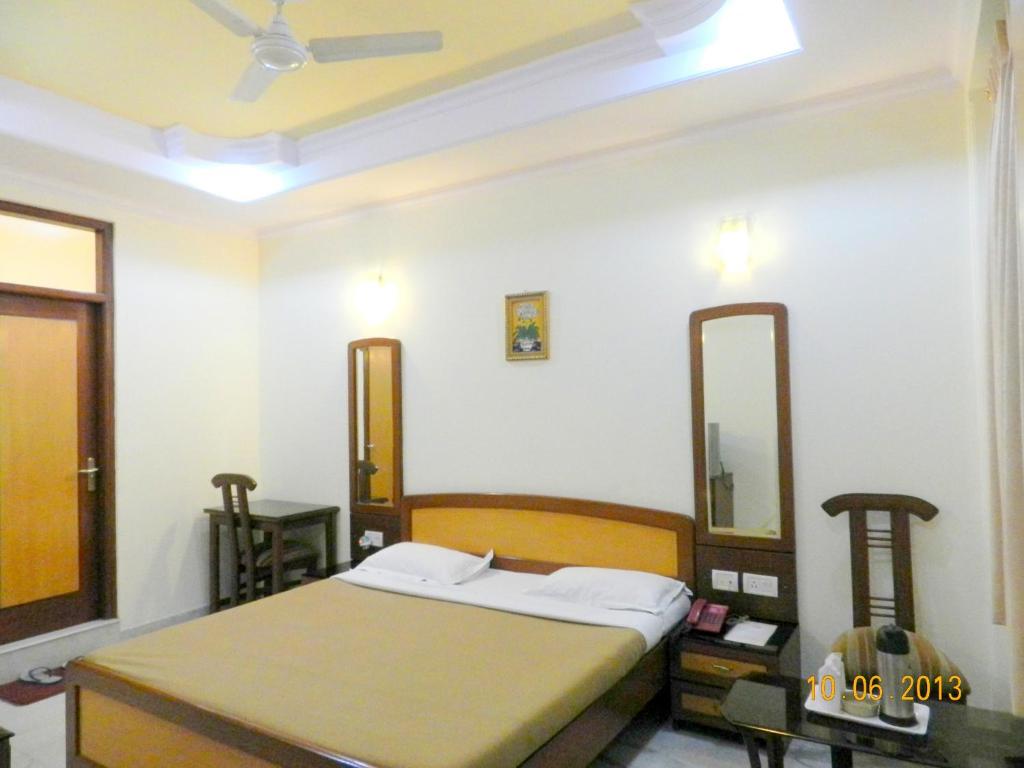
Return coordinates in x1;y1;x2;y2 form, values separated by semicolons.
259;85;1006;706
0;175;261;631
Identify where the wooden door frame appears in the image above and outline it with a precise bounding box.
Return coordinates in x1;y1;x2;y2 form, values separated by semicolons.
0;199;116;621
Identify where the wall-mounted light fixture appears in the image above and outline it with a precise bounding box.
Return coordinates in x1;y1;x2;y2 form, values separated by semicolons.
717;216;751;275
356;273;398;325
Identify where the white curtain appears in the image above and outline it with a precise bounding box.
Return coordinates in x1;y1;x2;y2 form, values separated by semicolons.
988;45;1024;716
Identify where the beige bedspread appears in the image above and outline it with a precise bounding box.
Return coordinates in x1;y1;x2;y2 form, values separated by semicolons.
82;579;647;768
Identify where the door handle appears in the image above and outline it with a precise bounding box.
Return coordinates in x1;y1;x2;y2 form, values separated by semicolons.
78;457;99;492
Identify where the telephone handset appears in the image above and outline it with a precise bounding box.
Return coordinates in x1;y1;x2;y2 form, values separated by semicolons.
685;598;729;634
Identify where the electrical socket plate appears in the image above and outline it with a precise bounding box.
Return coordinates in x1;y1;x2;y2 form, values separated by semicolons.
366;530;384;547
743;572;779;597
711;569;739;592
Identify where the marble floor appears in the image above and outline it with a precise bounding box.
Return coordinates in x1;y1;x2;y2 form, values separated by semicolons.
0;693;65;768
1;691;901;768
596;703;897;768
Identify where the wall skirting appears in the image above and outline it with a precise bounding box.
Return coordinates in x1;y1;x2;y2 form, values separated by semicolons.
0;605;212;683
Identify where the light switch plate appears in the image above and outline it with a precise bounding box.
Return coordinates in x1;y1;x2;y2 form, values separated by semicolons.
711;569;739;592
743;572;779;597
366;530;384;548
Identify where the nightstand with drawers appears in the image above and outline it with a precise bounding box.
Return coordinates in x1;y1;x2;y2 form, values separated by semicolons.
670;622;800;731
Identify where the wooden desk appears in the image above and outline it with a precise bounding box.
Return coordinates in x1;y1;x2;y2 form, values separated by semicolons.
204;500;339;612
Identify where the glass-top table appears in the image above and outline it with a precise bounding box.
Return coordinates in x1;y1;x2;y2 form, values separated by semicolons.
721;674;1024;768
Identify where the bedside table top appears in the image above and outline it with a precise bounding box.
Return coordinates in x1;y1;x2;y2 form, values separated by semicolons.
204;499;340;521
679;621;798;655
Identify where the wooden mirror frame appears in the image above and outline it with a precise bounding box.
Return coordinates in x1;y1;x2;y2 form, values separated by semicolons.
689;303;794;552
348;338;403;516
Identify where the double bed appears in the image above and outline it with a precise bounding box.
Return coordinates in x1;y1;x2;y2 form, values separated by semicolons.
66;493;694;767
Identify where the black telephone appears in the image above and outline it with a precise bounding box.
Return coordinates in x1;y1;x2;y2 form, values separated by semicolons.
685;598;729;634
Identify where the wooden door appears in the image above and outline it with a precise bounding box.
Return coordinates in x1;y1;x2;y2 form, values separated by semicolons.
0;294;99;642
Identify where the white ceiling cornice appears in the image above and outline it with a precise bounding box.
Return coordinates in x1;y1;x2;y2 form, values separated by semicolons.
0;164;250;236
0;0;799;203
159;125;300;166
258;69;959;241
287;24;663;182
949;0;983;87
631;0;728;52
0;66;958;239
0;77;184;181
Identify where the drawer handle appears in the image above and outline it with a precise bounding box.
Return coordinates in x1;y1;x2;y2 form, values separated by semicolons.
711;664;733;673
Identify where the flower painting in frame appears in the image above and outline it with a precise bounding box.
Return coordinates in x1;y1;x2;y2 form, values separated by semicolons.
506;291;549;361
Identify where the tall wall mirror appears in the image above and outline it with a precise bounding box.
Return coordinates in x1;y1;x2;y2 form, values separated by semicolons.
690;303;794;552
348;338;403;515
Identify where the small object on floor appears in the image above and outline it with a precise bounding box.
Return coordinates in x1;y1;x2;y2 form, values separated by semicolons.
0;666;66;706
18;667;63;685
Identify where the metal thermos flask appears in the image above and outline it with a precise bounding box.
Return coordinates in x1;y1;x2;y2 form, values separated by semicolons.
876;624;917;726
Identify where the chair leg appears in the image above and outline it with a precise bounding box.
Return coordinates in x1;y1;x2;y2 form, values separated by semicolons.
830;746;852;768
740;732;762;768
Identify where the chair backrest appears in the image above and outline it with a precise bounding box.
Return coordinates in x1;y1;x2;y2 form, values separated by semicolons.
822;493;938;632
211;473;258;604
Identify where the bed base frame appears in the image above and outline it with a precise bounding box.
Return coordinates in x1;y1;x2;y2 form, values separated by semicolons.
67;639;667;768
67;492;693;768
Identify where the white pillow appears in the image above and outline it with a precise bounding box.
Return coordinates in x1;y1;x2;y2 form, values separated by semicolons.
355;542;493;585
525;566;685;615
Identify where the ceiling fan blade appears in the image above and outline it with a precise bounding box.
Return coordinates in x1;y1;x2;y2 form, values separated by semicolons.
230;61;280;102
190;0;262;37
309;31;443;63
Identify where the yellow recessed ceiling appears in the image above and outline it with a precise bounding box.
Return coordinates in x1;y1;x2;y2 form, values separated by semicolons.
0;0;635;138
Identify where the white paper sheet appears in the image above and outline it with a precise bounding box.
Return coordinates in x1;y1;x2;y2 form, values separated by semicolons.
723;619;777;646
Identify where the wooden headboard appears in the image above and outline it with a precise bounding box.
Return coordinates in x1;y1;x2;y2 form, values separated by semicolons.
400;493;695;583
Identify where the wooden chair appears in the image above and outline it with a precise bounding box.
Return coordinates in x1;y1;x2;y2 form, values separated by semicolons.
211;473;319;606
822;493;969;700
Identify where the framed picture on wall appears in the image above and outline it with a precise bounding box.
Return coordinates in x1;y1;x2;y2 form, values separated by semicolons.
505;291;549;361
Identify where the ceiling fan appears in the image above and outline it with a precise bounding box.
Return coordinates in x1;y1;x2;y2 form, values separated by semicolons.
190;0;444;102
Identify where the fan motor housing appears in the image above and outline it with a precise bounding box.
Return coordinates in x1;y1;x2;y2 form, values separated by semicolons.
253;33;307;70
